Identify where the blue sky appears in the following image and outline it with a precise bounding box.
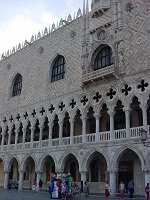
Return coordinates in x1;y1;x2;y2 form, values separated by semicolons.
0;0;91;55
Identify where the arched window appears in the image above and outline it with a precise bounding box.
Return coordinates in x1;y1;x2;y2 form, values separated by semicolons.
51;56;65;82
94;46;113;70
12;74;22;97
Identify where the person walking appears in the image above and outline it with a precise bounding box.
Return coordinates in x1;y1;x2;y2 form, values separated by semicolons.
104;181;110;199
145;183;150;200
128;180;134;198
39;179;43;191
84;181;89;197
119;181;125;199
32;179;37;192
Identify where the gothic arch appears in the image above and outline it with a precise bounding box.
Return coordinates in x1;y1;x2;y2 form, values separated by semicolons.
81;149;110;171
20;154;37;171
110;146;145;171
4;155;20;171
82;103;94;117
37;153;57;172
58;151;80;171
89;43;114;66
128;95;143;106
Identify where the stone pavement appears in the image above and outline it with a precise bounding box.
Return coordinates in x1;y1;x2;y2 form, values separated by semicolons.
0;189;145;200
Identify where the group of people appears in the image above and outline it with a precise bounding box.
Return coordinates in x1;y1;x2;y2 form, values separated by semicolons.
105;180;134;199
49;173;90;199
105;180;150;200
32;179;43;192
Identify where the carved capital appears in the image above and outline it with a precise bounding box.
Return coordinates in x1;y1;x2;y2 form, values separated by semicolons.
94;113;101;119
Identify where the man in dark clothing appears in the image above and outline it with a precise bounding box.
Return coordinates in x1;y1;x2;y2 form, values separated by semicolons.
128;180;134;198
39;179;43;191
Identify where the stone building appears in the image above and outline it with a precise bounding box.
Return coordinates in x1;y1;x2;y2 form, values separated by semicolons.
0;0;150;196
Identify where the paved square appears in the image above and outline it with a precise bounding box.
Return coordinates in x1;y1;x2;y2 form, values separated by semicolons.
0;189;145;200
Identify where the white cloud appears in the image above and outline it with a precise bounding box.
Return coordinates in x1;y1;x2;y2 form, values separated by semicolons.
0;6;58;55
0;0;91;55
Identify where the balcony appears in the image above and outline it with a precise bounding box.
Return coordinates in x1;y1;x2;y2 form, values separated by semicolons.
1;125;150;152
82;65;119;85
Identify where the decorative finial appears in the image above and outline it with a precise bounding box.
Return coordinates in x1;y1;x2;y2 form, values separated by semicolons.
83;0;86;16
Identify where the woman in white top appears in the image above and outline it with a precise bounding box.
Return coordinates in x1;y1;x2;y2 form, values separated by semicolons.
119;181;125;199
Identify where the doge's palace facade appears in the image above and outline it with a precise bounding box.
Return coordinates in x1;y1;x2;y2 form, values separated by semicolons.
0;0;150;195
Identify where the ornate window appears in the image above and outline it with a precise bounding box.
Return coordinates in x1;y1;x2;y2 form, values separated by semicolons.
94;46;113;70
12;74;22;97
51;56;65;82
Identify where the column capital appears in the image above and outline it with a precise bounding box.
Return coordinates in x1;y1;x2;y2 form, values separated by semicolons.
94;113;101;119
58;119;63;126
107;110;115;117
123;107;131;112
81;116;87;121
8;124;13;134
38;117;45;125
35;170;43;174
79;170;88;174
18;170;24;174
107;166;118;173
141;104;148;110
39;124;44;130
69;118;74;124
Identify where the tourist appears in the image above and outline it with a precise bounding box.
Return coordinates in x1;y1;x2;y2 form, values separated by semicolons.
145;183;150;200
84;181;89;196
80;181;84;193
104;181;110;199
32;179;37;191
39;179;43;191
119;181;125;199
128;180;134;198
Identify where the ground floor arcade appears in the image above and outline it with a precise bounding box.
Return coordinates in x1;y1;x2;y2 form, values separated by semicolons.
0;144;149;196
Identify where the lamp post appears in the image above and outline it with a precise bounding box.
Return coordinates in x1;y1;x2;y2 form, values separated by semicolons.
140;128;150;147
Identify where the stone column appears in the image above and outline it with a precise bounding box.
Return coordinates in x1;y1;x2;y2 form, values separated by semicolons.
124;107;131;139
141;105;148;131
80;171;87;186
4;171;9;189
59;120;63;146
107;110;115;140
55;168;63;179
109;171;117;196
39;124;44;148
22;127;26;149
144;171;150;186
48;123;53;147
15;128;19;149
7;126;12;151
1;132;5;151
18;170;24;190
36;171;42;186
70;119;74;145
81;117;86;143
30;121;35;149
94;113;100;142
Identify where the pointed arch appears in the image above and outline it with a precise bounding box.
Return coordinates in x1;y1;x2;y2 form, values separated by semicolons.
52;114;59;139
62;112;70;137
111;146;144;171
130;96;143;127
114;100;125;130
74;109;82;136
100;103;109;132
